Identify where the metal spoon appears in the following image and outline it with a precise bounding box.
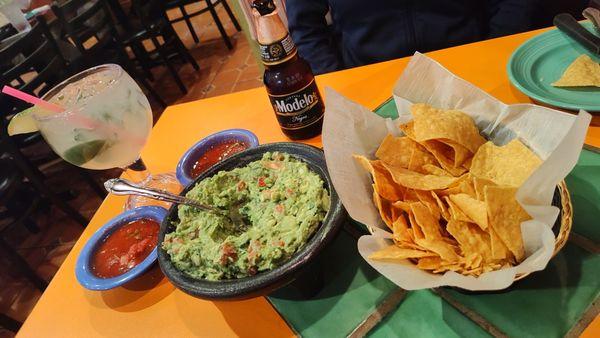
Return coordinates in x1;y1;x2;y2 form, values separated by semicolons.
104;178;247;226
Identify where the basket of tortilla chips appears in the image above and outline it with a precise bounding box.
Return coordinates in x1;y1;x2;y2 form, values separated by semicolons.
354;103;572;279
322;53;590;291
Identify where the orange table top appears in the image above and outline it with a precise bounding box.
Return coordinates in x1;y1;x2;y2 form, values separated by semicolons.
18;26;599;337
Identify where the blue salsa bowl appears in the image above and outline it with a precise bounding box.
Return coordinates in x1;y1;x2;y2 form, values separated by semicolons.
175;129;259;187
75;206;168;291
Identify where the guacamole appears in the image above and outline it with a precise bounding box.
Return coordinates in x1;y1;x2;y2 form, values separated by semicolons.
162;152;330;280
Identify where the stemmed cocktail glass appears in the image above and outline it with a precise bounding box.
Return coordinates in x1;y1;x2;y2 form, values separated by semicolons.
7;64;181;209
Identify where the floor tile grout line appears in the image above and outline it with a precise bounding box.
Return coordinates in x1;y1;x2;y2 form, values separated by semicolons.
567;232;600;254
432;288;508;338
347;288;408;338
202;44;240;97
230;67;243;94
565;297;600;338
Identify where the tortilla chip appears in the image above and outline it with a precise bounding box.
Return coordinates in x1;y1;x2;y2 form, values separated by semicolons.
381;162;461;190
411;103;486;154
438;174;470;195
485;185;529;262
470;139;542;187
482;263;503;273
438;186;462;197
433;263;462;274
417;256;443;270
488;226;512;261
391;214;413;243
462;253;483;270
399;121;466;176
372;187;393;229
473;176;496;201
407;145;439;174
415;238;459;263
448;194;488;230
440;139;472;167
355;155;405;201
376;134;437;174
464;267;484;276
447;220;493;263
444;196;473;223
422;164;451;176
370;245;437;261
375;134;414;169
462;156;473;169
392;200;412;213
403;189;419;202
458;179;477;199
415;190;441;220
398;238;429;251
408;210;425;240
552;54;600;87
431;191;451;221
410;202;442;239
390;205;403;223
420;140;468;177
399;121;415;138
411;203;459;262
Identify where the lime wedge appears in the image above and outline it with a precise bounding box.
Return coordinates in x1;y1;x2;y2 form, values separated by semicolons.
63;140;107;166
7;107;39;136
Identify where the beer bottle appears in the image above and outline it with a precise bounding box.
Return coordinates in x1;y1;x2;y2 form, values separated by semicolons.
251;0;325;140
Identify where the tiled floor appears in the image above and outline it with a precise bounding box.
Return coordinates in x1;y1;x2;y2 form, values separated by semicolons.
0;2;261;336
154;2;263;108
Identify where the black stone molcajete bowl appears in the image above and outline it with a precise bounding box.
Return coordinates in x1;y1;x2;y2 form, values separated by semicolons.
158;142;346;300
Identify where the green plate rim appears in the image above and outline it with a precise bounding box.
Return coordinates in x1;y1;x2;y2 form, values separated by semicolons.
506;22;600;112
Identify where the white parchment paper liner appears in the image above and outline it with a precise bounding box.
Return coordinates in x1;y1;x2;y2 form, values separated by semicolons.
322;52;591;290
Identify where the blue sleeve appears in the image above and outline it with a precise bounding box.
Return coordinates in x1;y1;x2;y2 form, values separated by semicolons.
285;0;342;74
486;0;539;38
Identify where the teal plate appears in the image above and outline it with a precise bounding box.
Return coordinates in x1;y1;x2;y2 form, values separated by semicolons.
507;21;600;112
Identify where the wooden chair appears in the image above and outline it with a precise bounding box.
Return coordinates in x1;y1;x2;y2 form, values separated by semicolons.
0;157;48;292
0;17;67;149
50;0;166;107
125;0;200;94
0;313;22;333
165;0;241;49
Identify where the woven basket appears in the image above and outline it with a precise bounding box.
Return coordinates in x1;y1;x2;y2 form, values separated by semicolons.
514;180;573;281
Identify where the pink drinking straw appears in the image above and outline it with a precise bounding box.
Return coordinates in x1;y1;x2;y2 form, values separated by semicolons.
2;86;64;113
2;85;147;147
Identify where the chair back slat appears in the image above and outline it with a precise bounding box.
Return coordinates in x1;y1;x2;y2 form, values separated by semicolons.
51;0;122;57
132;0;169;28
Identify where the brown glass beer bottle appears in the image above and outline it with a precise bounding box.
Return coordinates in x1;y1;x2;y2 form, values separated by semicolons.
252;0;325;140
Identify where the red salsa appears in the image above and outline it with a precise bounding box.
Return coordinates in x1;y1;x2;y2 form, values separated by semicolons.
190;140;249;178
91;218;159;279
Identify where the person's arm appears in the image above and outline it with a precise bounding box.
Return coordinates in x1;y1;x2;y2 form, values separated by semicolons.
486;0;539;38
285;0;342;74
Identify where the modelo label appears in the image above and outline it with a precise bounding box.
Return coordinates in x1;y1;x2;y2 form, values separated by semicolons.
268;80;324;130
259;34;296;64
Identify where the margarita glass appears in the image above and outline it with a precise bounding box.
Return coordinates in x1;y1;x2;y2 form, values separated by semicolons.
30;64;180;209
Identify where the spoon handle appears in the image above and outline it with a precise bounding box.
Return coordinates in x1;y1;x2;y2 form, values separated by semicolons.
104;178;218;213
